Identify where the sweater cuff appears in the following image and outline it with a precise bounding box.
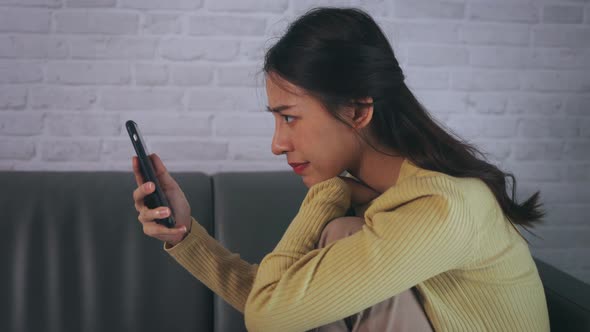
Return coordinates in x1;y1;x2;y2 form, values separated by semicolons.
163;216;206;253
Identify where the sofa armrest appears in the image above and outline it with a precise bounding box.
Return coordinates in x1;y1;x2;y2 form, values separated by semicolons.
533;257;590;331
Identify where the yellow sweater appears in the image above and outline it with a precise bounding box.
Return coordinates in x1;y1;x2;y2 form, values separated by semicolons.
163;159;550;331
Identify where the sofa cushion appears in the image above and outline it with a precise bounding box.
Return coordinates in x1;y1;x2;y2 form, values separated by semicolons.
1;171;214;332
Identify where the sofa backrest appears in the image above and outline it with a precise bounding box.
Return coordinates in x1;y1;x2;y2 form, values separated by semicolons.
2;171;214;332
2;171;589;332
211;171;307;331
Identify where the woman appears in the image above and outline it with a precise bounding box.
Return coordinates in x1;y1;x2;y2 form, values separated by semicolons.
131;7;550;332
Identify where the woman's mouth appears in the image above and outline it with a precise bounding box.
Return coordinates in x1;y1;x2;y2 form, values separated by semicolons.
290;162;309;174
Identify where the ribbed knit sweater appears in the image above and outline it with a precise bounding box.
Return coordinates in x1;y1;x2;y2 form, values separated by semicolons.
163;159;550;331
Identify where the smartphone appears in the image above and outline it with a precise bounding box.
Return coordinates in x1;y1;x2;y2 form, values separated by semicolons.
126;120;176;228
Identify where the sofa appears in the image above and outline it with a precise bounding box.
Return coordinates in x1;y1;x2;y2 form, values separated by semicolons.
2;170;589;332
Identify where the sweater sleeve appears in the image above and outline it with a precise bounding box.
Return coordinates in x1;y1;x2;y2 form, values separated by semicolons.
162;216;258;314
244;180;475;332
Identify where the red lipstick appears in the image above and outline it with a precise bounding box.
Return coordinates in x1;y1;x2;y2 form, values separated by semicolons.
289;162;309;175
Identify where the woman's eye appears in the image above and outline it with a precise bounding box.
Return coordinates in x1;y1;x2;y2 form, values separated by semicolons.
282;115;294;123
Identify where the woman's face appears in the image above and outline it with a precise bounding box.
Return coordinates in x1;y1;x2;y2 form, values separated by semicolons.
265;73;361;188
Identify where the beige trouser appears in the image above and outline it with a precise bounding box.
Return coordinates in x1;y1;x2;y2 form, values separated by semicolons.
307;217;435;332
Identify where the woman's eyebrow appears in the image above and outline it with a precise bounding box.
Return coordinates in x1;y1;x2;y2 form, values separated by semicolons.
266;104;296;113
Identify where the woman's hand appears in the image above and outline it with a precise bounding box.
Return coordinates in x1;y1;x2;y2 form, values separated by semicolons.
338;175;381;207
132;153;192;246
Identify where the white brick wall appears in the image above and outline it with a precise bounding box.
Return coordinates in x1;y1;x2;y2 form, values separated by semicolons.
0;0;588;283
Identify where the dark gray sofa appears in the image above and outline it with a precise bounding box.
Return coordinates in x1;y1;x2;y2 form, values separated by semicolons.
2;171;589;331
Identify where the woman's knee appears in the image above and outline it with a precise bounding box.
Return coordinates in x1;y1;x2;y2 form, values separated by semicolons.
316;216;365;249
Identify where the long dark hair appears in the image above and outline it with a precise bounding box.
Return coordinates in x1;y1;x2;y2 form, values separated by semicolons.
262;7;544;241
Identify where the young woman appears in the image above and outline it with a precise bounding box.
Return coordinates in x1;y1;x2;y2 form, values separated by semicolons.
131;7;550;332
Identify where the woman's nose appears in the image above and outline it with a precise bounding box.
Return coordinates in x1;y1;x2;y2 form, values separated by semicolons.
271;127;291;155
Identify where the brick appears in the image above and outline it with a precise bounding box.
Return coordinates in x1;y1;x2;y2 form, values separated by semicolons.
507;94;563;115
534;26;590;48
229;138;276;160
116;112;212;136
462;24;530;46
519;118;579;138
207;0;288;13
412;90;468;114
529;48;590;69
350;0;390;18
45;113;120;136
521;71;590;92
160;39;239;62
292;0;354;15
41;139;101;161
507;161;563;182
0;138;35;160
0;112;43;135
101;138;138;161
214;114;273;137
0;0;60;6
219;161;288;173
452;70;520;91
394;0;465;19
543;5;584;24
142;14;182;35
65;0;116;7
386;22;461;44
188;88;263;111
471;139;511;162
0;8;51;32
469;47;533;69
135;63;169;86
469;3;539;23
446;115;518;140
0;35;68;59
120;0;202;9
566;163;590;181
564;142;590;160
217;65;265;87
189;16;266;36
512;142;564;161
565;95;590;115
55;11;139;34
266;15;292;37
31;86;97;110
46;62;130;85
150;140;228;161
531;183;590;204
239;40;269;61
404;69;449;90
466;93;509;114
70;37;157;60
0;62;43;83
170;65;214;86
407;45;468;66
0;86;27;110
101;88;183;111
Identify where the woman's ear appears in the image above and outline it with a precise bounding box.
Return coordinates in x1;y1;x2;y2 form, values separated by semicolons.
350;97;374;130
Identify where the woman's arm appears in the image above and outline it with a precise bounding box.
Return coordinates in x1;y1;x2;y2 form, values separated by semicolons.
244;177;475;332
163;216;258;314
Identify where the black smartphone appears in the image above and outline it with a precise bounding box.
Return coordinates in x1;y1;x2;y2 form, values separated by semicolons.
126;120;176;228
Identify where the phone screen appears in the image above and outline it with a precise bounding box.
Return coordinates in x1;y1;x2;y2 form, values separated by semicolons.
126;120;176;228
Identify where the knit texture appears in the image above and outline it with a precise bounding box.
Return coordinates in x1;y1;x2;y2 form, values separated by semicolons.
163;159;550;331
